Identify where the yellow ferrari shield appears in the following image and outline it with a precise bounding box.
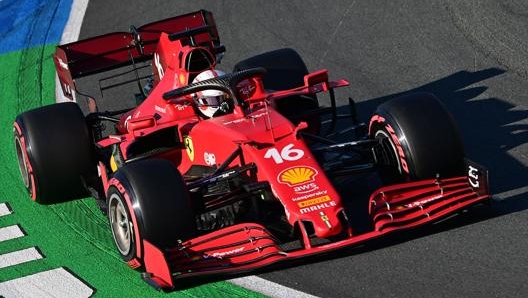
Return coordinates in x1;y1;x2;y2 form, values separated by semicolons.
184;136;194;161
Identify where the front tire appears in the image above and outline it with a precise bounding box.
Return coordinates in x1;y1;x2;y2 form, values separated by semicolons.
369;92;465;181
107;159;196;267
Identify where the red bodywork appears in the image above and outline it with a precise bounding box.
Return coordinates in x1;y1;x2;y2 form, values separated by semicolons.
54;10;490;289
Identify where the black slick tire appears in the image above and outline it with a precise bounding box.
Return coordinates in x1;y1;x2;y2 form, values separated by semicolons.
107;159;196;267
369;92;465;181
13;102;95;204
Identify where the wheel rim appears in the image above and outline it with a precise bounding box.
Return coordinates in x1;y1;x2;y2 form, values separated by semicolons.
375;130;403;173
14;134;30;189
109;193;133;256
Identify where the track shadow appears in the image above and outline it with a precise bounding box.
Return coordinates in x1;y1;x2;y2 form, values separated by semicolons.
341;68;528;212
319;67;528;269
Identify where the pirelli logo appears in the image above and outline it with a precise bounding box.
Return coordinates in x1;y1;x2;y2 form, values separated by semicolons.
297;195;331;208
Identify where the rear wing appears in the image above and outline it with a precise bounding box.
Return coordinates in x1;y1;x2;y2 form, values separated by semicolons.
54;10;222;100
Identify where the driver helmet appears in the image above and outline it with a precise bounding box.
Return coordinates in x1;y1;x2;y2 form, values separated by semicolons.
192;69;228;118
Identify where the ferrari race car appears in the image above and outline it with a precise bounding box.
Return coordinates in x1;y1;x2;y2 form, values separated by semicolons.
13;10;490;289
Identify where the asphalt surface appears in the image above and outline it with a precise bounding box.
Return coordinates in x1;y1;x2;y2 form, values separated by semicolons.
80;1;528;297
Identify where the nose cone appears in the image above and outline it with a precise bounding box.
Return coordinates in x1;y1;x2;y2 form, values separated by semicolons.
298;200;344;238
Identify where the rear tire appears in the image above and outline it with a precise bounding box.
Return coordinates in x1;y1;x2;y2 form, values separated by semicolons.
234;48;320;131
13;102;95;204
369;93;465;181
107;159;196;267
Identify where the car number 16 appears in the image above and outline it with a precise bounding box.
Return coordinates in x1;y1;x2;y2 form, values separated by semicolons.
264;144;304;164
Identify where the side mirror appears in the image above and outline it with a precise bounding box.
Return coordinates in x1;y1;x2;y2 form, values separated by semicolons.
128;117;156;132
303;69;329;86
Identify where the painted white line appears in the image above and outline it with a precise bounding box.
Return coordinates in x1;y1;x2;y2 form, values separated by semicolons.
61;0;89;44
229;276;320;298
0;267;94;298
0;203;12;217
0;247;43;269
0;225;25;242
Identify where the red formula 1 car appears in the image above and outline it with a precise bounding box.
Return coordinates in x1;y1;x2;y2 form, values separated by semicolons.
13;10;490;289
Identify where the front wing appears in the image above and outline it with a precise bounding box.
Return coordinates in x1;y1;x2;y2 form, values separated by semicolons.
141;173;490;289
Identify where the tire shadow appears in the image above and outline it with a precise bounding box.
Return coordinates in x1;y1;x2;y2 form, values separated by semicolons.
345;67;528;215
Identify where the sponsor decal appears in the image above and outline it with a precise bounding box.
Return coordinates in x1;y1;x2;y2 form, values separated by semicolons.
124;115;132;131
370;115;409;174
404;195;442;208
468;165;480;188
57;57;68;70
204;247;245;259
184;136;194;161
223;112;267;125
154;105;166;114
278;166;318;186
385;123;409;174
297;195;331;208
60;82;74;99
223;118;246;125
465;160;488;196
299;201;337;214
293;182;319;194
236;79;256;99
179;73;186;85
320;211;332;228
292;190;328;202
154;52;164;79
204;152;216;166
240;84;255;95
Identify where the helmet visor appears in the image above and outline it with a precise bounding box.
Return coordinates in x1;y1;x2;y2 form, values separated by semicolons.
199;95;225;107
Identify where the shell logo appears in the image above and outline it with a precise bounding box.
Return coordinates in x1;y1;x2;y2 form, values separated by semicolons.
278;166;318;186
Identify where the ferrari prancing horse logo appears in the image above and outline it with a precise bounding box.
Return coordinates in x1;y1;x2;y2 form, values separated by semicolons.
184;136;194;161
